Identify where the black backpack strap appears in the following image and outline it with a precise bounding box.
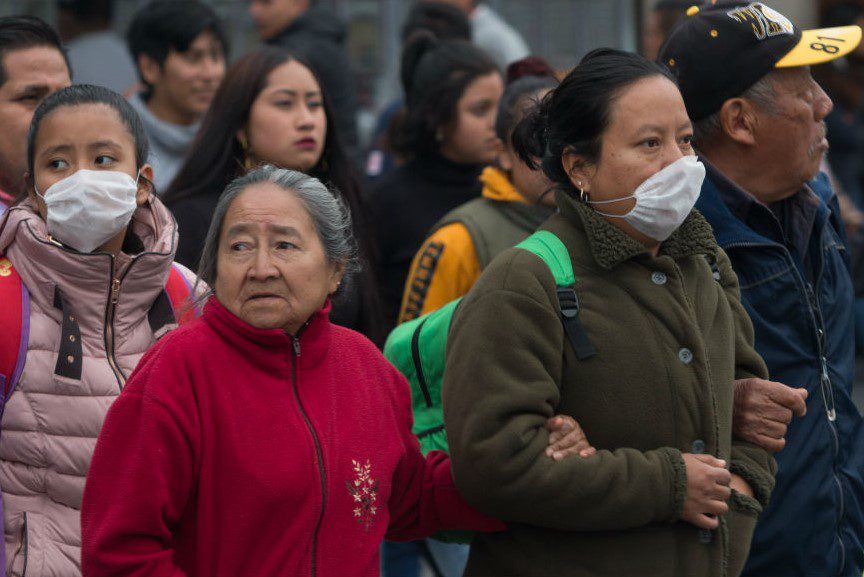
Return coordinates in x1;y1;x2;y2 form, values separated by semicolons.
517;231;597;361
556;287;597;361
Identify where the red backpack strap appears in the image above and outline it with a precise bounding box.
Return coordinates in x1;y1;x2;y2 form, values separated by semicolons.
0;255;29;401
165;264;199;325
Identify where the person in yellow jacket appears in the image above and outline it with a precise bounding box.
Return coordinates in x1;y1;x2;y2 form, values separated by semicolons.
399;71;558;322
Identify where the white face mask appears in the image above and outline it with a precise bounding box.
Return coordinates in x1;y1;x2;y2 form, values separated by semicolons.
35;169;140;253
588;155;706;241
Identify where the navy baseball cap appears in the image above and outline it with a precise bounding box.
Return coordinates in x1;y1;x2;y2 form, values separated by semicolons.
659;2;862;121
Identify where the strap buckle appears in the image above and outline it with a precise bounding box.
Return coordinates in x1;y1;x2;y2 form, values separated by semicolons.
556;287;596;361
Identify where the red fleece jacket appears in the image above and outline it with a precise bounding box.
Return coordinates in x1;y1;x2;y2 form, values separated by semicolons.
81;298;502;577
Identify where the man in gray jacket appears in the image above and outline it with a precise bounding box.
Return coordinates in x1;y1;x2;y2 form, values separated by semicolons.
126;1;228;193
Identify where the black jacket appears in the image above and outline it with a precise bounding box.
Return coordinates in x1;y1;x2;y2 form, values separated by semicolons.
268;5;359;162
367;153;483;328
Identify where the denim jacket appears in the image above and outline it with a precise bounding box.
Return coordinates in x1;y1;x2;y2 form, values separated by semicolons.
697;164;864;577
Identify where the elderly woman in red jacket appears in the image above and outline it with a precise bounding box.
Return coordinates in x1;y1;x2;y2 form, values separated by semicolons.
80;165;590;577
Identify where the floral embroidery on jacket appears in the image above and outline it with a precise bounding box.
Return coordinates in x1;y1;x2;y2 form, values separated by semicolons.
347;459;378;531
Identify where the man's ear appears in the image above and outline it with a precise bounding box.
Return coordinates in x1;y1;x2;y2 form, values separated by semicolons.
136;164;154;205
718;98;759;147
137;53;162;89
561;149;594;193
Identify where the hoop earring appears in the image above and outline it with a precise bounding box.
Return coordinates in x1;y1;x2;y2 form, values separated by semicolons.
577;182;588;203
238;136;256;172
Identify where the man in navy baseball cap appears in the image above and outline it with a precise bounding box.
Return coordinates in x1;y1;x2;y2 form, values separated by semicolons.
661;1;861;121
661;4;864;576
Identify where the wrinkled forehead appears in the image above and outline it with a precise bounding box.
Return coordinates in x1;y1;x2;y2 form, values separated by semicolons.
220;182;313;237
765;66;811;87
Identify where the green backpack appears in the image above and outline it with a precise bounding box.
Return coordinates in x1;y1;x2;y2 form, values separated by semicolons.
383;231;596;541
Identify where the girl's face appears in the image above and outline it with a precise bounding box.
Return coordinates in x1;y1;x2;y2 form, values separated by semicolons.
498;88;556;207
440;71;504;166
29;104;152;210
27;103;153;249
241;60;327;173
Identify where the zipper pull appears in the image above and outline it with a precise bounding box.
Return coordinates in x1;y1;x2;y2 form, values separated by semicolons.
821;367;837;422
292;336;301;357
110;278;121;304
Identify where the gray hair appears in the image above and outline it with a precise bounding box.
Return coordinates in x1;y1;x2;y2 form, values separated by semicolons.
693;72;777;146
194;165;359;302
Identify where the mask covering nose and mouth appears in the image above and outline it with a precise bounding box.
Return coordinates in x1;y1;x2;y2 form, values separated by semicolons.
587;155;706;242
35;169;140;254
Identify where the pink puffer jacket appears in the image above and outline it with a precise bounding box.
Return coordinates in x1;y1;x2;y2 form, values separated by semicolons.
0;196;197;577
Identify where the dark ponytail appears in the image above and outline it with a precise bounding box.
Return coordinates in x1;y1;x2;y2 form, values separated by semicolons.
512;48;676;194
393;31;499;158
496;75;558;146
400;30;439;104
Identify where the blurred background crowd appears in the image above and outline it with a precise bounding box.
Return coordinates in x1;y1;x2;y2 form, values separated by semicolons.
0;0;819;150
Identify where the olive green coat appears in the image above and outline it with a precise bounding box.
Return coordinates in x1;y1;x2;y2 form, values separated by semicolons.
442;192;776;577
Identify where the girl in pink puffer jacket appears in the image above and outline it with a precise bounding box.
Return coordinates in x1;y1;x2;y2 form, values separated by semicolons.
0;84;196;577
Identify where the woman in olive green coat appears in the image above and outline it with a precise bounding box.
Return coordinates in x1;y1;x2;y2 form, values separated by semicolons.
442;49;775;577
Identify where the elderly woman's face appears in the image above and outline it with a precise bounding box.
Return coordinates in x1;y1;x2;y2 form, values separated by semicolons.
214;182;343;334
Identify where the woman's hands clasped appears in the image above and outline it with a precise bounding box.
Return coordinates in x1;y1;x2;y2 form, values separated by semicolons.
544;415;597;460
681;454;731;530
541;417;755;529
541;418;755;530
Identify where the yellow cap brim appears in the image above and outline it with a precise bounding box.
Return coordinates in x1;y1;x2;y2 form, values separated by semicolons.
776;25;862;68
